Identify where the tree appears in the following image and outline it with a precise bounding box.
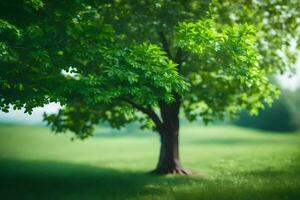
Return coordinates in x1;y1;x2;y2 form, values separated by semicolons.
235;98;298;132
1;0;299;174
235;85;300;132
284;88;300;130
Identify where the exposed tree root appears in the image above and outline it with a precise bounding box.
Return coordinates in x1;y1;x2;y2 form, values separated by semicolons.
150;167;192;175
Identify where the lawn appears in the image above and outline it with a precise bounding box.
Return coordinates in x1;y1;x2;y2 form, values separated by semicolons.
0;123;299;200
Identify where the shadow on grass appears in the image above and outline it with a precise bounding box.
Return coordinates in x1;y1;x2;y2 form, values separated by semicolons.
175;158;300;200
1;158;300;200
0;159;192;200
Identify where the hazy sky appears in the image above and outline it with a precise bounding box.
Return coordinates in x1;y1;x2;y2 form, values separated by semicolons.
0;103;61;124
1;61;300;124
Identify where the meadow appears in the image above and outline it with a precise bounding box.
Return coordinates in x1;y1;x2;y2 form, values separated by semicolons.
0;123;299;200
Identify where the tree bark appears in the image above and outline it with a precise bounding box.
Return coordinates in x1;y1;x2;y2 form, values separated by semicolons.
153;128;184;174
151;97;190;175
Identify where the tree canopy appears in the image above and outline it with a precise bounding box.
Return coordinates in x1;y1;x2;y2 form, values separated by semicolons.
0;0;298;135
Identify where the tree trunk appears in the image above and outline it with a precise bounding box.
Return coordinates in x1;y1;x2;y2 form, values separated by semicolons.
151;99;190;175
153;129;185;174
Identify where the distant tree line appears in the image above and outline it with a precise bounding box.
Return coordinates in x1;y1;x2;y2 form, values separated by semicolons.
235;88;300;132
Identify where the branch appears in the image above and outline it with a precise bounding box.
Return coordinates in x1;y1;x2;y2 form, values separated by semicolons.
159;93;181;122
122;98;163;134
174;48;184;73
159;32;185;73
159;31;172;59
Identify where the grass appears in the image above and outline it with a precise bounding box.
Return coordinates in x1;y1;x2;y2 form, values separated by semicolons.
0;123;299;200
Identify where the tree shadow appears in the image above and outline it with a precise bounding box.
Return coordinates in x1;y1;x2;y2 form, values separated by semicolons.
230;160;300;200
0;159;195;200
1;158;299;200
175;157;300;200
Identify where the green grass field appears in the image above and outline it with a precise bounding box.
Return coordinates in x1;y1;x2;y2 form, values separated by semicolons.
0;123;299;200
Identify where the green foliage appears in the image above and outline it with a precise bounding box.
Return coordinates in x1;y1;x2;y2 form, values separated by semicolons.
176;19;279;122
235;88;300;132
1;0;299;138
282;88;300;130
211;0;300;73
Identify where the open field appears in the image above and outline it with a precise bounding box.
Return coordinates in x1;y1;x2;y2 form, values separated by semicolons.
0;123;299;200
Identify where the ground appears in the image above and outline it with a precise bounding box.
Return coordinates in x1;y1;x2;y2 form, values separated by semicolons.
0;123;299;200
